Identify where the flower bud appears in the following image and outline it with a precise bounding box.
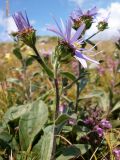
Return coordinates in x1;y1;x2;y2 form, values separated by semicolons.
97;21;108;31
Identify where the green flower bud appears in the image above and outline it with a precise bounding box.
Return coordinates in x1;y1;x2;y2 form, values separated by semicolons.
97;21;108;31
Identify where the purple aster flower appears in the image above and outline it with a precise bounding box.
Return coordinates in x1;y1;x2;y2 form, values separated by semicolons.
12;11;36;47
99;119;112;129
70;7;98;30
48;18;99;68
94;125;103;137
83;117;95;126
58;104;66;114
113;148;120;160
13;11;33;33
71;6;98;21
68;118;77;125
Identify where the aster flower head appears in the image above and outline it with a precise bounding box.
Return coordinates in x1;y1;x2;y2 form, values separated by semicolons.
48;18;99;68
83;117;95;126
113;148;120;160
99;119;112;129
70;7;98;30
13;11;32;32
94;125;103;137
12;11;36;47
58;104;66;114
97;13;110;31
68;118;77;125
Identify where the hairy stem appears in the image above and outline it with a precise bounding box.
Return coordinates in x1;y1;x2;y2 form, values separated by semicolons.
51;58;60;159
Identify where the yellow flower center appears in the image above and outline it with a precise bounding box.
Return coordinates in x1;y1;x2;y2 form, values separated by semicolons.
73;42;81;50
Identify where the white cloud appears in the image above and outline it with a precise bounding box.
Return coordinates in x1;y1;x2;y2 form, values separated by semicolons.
0;10;36;41
86;2;120;40
0;10;18;41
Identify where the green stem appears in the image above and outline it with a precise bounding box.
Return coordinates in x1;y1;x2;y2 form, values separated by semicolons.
85;31;100;41
63;75;85;91
32;46;54;78
51;58;60;159
75;62;81;112
54;58;60;119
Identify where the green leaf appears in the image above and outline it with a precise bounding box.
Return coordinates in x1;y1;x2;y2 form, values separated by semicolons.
56;146;80;160
3;103;32;125
111;120;120;128
75;144;91;155
13;48;23;60
39;125;54;160
111;101;120;112
26;57;34;67
0;156;3;160
55;114;70;134
99;92;110;112
19;100;48;151
79;90;110;111
16;153;33;160
31;55;54;78
0;139;11;152
0;131;12;143
55;114;70;125
60;72;76;81
33;125;54;160
79;78;88;93
0;130;12;152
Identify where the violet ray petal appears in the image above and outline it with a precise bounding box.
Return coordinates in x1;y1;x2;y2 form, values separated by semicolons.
70;13;79;21
74;55;87;68
25;11;31;27
13;14;20;30
13;13;25;31
87;6;98;16
75;8;83;17
47;26;64;38
13;12;31;31
60;18;66;34
82;54;99;64
104;12;110;22
70;24;85;43
52;16;64;37
75;50;99;65
60;19;67;41
18;12;29;28
66;19;72;43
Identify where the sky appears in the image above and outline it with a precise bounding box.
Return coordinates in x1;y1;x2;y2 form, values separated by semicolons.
0;0;120;41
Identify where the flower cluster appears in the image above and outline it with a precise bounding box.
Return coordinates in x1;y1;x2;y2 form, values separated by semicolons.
82;107;112;140
12;7;110;68
48;18;99;68
70;7;98;30
94;119;112;137
113;148;120;160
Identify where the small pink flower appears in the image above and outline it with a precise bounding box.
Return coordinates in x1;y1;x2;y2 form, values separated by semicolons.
113;148;120;160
